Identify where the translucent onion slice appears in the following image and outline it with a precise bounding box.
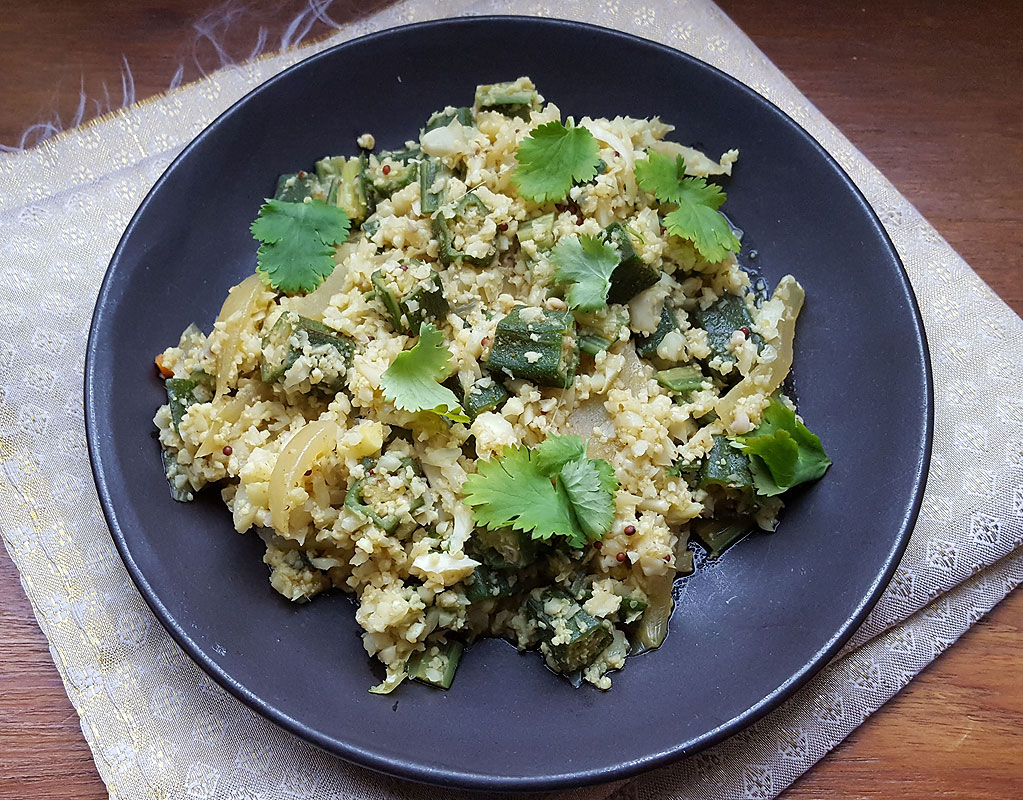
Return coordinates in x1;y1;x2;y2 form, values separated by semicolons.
631;575;673;655
715;275;804;424
213;274;266;398
268;419;338;536
195;397;244;457
288;241;356;320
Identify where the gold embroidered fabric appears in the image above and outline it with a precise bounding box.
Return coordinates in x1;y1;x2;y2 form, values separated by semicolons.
1;2;1021;798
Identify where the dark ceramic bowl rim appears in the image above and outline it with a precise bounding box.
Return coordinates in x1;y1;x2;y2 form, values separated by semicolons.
85;16;933;792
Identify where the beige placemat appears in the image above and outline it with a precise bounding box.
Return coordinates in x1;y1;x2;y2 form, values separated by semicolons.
2;1;1021;798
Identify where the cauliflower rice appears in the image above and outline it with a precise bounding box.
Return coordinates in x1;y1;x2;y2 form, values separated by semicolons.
154;78;825;693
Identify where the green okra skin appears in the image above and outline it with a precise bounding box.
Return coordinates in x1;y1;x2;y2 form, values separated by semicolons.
312;155;370;224
486;306;578;388
464;564;517;604
473;526;540;569
698;434;754;492
260;311;355;390
424;106;475;132
526;588;614;673
692;516;753;557
165;378;198;433
461;377;509;419
474;81;542;119
602;221;659;304
406;638;464;689
273;172;320;203
655;366;708;396
635;305;680;360
371;265;450;334
433;192;495;268
578;332;612;356
419;156;452;215
691;293;762;365
516;212;556;251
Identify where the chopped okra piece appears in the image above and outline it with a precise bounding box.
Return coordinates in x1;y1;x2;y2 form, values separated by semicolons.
460;376;509;419
691;293;762;366
433;191;496;267
370;260;449;334
698;435;754;492
474;79;542;119
274;171;321;203
367;147;420;201
516;212;556;251
578;332;612;356
260;311;355;392
344;456;426;533
162;448;193;502
407;638;464;689
424;106;474;132
314;154;370;224
474;526;539;569
602;222;659;304
486;306;578;388
655;366;708;396
464;564;517;604
635;305;681;361
165;378;197;433
419;156;453;214
361;215;381;240
692;516;753;557
526;588;614;673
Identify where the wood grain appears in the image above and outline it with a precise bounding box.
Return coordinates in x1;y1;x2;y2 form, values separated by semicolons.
1;1;1021;798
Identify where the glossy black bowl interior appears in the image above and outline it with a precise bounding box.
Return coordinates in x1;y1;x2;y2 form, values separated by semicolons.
85;17;931;792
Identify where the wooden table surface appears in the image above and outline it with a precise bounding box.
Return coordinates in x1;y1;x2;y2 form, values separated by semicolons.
1;1;1021;797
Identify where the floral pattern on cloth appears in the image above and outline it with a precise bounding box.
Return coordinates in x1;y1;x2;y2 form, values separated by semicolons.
1;1;1021;799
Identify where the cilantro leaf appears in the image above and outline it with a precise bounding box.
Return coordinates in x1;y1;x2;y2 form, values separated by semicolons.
380;322;469;423
250;198;351;294
512;121;601;203
663;203;739;263
635;151;739;263
462;435;619;548
558;458;619;542
534;434;587;476
462;445;579;542
552;234;621;311
734;398;831;496
635;151;689;203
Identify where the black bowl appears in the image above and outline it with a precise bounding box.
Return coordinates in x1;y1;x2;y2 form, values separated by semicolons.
85;16;931;792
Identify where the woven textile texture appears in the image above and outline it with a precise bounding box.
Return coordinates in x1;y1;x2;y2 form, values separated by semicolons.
1;1;1021;798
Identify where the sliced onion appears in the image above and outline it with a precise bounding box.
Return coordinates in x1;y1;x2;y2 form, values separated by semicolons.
195;397;244;457
715;275;804;423
214;274;267;398
288;242;355;320
632;575;673;655
269;419;338;536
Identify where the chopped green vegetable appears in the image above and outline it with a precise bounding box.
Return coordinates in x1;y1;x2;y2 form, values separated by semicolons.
165;378;197;433
475;81;541;118
526;588;614;672
635;305;680;362
691;293;760;368
692;516;753;557
434;192;495;267
516;212;556;250
578;332;612;356
512;121;601;203
250;198;351;294
419;156;452;214
635;151;740;263
260;311;354;390
273;172;319;203
699;434;754;492
407;638;463;689
380;322;469;422
655;366;707;396
424;106;474;133
734;398;831;496
552;234;621;311
485;306;578;388
602;222;659;304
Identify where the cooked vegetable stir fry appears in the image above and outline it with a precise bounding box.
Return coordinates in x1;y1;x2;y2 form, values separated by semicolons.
154;77;830;693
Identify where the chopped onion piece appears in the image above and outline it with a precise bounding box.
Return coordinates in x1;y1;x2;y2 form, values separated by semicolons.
213;274;267;398
269;419;338;536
